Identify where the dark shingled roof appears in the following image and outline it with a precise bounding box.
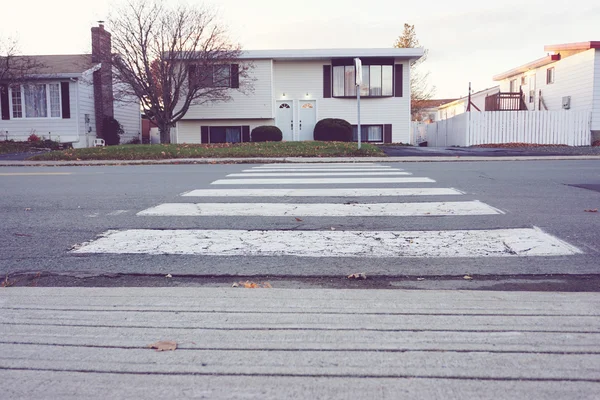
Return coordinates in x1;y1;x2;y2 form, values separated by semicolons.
12;54;97;76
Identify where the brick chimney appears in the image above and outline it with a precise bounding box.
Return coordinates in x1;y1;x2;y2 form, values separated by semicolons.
91;21;114;139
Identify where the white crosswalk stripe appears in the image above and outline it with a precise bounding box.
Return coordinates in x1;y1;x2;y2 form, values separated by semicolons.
227;171;411;177
74;163;583;259
182;188;465;197
74;228;582;258
212;177;434;185
138;201;502;217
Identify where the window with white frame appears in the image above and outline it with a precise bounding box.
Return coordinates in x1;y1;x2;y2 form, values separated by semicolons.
546;67;555;84
509;79;517;92
10;83;61;118
333;65;393;97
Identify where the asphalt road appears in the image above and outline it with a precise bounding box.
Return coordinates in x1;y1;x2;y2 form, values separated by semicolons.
1;161;599;289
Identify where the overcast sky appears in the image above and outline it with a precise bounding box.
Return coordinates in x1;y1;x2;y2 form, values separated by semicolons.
2;0;598;98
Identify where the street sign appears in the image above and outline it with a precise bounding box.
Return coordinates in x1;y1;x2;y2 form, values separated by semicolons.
354;58;362;86
354;58;362;149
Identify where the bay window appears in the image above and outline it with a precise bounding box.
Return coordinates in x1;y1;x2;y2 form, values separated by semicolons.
11;83;61;119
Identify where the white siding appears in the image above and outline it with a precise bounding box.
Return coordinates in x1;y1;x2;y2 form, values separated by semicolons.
176;119;273;144
592;49;600;132
0;80;78;143
113;89;141;142
499;49;596;115
182;60;274;120
76;71;97;148
273;60;411;143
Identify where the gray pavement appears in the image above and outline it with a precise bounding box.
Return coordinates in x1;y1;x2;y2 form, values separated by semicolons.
1;287;599;399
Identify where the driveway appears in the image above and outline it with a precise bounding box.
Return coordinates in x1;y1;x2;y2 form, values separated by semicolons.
380;145;600;157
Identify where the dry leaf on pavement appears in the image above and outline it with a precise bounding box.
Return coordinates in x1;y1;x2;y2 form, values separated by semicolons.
463;275;474;280
347;273;367;280
295;217;303;222
147;341;177;352
584;209;598;213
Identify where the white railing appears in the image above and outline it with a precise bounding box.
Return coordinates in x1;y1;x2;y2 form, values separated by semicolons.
422;111;591;147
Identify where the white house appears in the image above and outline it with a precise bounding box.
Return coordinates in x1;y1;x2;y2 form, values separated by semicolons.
0;24;141;148
437;86;500;121
493;41;600;141
175;48;424;144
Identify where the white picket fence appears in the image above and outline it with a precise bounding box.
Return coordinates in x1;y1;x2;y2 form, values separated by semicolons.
423;111;592;147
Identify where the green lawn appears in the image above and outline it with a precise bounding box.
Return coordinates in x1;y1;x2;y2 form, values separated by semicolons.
27;141;385;161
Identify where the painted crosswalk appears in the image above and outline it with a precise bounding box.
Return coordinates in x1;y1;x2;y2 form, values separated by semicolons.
138;201;503;217
73;162;583;260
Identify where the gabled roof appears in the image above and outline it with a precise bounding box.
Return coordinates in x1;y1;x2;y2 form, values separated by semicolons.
9;54;98;78
438;86;500;109
493;55;561;81
414;99;459;109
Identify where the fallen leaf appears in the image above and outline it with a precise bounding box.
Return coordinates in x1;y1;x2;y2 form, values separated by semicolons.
295;217;303;222
262;282;273;288
330;227;336;231
347;273;367;280
165;274;173;278
584;209;598;213
417;277;425;281
463;275;474;280
147;341;177;352
24;208;31;211
231;282;239;288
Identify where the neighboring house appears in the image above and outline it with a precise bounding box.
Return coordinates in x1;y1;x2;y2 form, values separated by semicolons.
437;86;500;120
493;41;600;140
175;48;423;144
412;99;458;123
0;23;141;148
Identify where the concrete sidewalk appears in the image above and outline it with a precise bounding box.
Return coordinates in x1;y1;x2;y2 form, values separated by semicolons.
1;287;599;399
2;155;600;167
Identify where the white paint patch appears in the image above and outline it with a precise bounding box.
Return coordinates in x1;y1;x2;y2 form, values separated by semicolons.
73;228;583;258
182;188;464;197
212;177;435;185
227;172;412;177
86;213;100;218
106;210;129;216
137;201;502;217
243;168;400;172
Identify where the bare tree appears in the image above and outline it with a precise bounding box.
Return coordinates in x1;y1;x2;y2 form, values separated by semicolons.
394;23;436;119
0;37;44;84
109;0;248;143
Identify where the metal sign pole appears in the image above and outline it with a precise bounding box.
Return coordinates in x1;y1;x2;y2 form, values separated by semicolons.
354;58;362;150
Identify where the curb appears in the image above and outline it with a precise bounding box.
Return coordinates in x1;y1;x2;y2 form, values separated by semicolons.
1;155;600;167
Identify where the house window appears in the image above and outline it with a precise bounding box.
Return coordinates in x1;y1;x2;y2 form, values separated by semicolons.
209;126;241;143
521;76;527;86
213;65;231;87
352;125;383;142
333;65;393;97
10;83;61;119
509;79;517;92
546;67;555;84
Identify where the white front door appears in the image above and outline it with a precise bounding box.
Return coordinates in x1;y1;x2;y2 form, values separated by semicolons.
298;100;316;141
276;101;294;141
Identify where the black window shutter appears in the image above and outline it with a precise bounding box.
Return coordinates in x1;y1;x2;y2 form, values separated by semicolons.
323;65;331;98
383;124;392;143
60;82;71;119
241;125;250;142
188;64;197;88
0;84;10;120
201;126;209;143
394;64;403;97
231;64;240;88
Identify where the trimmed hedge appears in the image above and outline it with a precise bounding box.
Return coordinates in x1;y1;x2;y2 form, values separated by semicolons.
313;118;352;142
103;116;124;146
251;125;283;142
